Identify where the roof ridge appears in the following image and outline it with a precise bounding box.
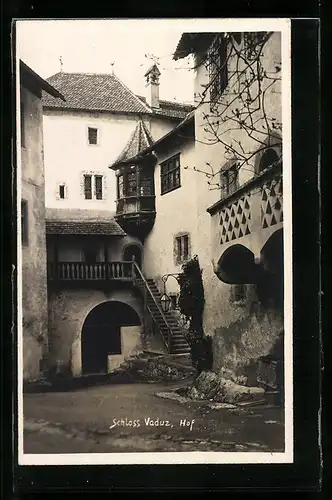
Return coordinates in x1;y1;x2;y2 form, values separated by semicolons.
47;71;118;78
112;118;154;167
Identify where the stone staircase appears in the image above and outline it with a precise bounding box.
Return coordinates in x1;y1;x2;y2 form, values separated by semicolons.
135;275;190;356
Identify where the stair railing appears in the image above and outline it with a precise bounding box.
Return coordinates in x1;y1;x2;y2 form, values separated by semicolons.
133;261;173;351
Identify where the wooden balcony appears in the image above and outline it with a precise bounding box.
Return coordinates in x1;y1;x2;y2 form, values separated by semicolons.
47;261;135;282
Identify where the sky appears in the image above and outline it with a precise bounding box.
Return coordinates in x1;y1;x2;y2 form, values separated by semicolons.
16;19;196;104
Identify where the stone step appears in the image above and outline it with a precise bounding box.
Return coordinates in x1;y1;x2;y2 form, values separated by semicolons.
171;349;191;355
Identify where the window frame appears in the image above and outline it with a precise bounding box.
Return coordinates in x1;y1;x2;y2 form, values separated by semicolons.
21;199;28;246
83;173;105;201
58;184;66;200
87;126;99;146
160;153;181;195
174;233;190;265
84;174;93;200
231;284;247;303
209;34;229;109
95;175;103;200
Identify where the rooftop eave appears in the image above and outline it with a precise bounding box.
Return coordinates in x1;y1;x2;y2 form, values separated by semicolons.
109;151;156;171
20;60;66;101
173;33;217;60
134;111;195;156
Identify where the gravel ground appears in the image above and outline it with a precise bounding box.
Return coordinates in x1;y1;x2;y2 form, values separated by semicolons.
23;380;285;454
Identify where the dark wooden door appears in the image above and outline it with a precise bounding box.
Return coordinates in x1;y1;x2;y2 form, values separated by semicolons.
123;245;142;268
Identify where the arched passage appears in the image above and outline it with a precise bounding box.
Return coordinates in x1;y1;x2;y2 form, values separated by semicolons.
216;244;257;284
81;301;141;375
123;244;142;268
258;229;284;310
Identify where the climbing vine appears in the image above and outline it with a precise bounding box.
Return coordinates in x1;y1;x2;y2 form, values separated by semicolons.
177;255;213;373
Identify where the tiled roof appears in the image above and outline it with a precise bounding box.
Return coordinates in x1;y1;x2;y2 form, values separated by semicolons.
173;33;216;60
46;220;126;236
20;61;66;101
42;72;151;114
112;119;154;167
136;95;195;120
110;109;195;167
41;71;194;119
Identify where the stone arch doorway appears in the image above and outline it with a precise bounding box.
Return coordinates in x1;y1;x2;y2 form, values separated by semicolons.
81;301;141;375
123;244;142;268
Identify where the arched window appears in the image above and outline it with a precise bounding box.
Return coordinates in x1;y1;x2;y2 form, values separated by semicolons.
258;148;279;173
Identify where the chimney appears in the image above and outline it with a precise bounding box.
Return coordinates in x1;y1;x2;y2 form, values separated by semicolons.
144;64;161;109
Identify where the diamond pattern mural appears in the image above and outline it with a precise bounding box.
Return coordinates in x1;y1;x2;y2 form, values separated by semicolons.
261;176;283;229
219;195;251;244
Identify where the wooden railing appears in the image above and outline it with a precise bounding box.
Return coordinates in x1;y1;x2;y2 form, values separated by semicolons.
47;261;134;281
133;262;173;352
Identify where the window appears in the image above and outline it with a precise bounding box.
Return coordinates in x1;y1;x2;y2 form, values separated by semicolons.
83;174;104;200
59;184;65;199
21;200;28;246
160;154;181;195
127;171;137;197
220;163;239;198
231;284;247;303
84;175;92;199
140;172;154;196
88;127;98;145
175;233;190;264
117;169;154;199
20;99;25;148
209;35;228;107
117;174;124;198
95;175;103;200
258;148;279;173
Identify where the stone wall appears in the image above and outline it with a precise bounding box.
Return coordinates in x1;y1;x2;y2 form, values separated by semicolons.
191;32;284;385
48;287;144;376
21;84;48;381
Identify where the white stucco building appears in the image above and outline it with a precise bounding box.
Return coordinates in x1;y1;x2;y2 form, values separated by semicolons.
42;65;193;213
109;31;284;401
41;65;194;379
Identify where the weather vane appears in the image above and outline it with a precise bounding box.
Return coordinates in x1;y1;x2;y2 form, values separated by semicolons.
110;61;115;75
59;56;63;73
